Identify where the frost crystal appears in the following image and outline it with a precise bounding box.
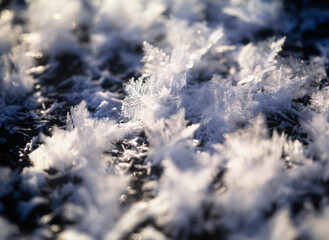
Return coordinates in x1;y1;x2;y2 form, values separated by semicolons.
1;1;329;240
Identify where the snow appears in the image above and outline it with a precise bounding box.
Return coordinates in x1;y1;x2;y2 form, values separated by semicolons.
1;0;329;239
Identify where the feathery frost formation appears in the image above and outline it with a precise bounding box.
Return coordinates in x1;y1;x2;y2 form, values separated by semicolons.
1;0;329;239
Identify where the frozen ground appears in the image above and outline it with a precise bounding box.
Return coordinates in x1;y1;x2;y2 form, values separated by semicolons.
1;0;329;239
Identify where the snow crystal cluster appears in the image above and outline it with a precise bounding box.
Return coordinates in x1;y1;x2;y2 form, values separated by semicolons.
1;0;329;239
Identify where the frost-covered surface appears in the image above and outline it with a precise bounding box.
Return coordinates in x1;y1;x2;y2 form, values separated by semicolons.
1;0;329;239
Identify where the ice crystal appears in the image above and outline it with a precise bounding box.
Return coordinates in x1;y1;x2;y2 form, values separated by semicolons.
1;1;329;240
